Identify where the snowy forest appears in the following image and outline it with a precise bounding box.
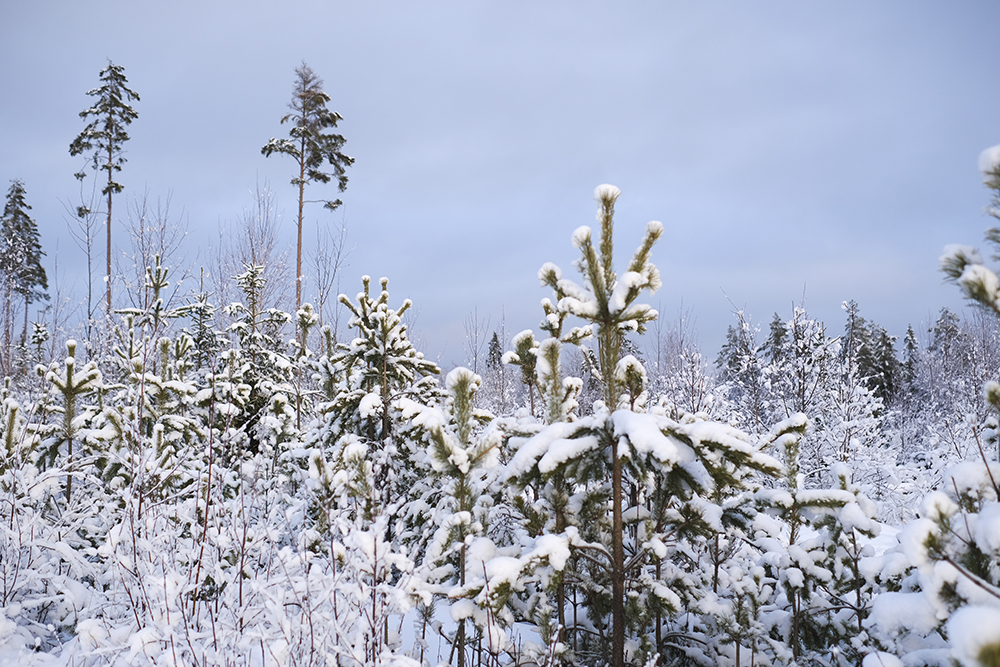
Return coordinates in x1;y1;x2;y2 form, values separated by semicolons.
2;61;1000;667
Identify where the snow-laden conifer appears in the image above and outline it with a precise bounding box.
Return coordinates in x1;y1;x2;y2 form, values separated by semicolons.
306;276;440;525
504;186;803;667
410;367;502;667
0;180;47;377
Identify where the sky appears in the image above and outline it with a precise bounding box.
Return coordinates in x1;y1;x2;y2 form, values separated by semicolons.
1;1;999;369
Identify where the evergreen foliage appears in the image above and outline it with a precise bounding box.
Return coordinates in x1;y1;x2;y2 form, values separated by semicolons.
308;276;440;516
9;92;1000;667
0;180;47;377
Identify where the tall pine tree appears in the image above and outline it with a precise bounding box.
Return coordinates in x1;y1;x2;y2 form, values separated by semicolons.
69;60;139;315
262;62;353;325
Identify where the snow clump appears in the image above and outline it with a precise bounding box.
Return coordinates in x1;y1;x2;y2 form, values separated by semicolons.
940;244;983;280
947;606;1000;667
594;183;621;205
979;144;1000;181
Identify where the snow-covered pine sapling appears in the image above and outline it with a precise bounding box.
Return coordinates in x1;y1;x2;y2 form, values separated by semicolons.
312;324;339;401
415;367;500;667
43;340;102;503
511;185;792;665
814;463;880;667
500;332;582;645
0;397;37;497
292;302;319;429
312;276;440;516
536;338;584;426
227;262;294;364
548;185;662;410
28;321;50;394
515;335;583;644
615;354;647;412
536;263;593;423
255;391;298;477
111;256;185;375
180;269;224;370
107;312;201;488
507;395;788;665
503;330;541;416
754;413;864;665
0;399;20;475
136;334;203;502
538;184;661;667
223;263;295;459
143;254;171;339
169;332;196;384
199;348;252;466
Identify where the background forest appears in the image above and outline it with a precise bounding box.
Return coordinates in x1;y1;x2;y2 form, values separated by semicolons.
2;58;1000;667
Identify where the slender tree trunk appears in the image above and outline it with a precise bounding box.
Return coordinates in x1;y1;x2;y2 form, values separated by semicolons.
64;384;75;504
791;591;800;662
555;485;566;640
85;219;94;346
297;138;306;316
458;542;467;667
3;280;11;376
598;315;625;667
713;534;721;593
655;559;662;653
105;148;113;315
611;437;624;667
295;145;306;430
22;294;29;357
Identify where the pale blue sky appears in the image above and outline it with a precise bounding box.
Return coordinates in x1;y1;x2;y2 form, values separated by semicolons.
2;2;999;366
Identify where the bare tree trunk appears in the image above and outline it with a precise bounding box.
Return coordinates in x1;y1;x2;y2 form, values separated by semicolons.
457;542;467;667
106;146;114;315
297;137;306;318
611;437;624;667
21;294;30;375
3;280;11;376
599;317;625;667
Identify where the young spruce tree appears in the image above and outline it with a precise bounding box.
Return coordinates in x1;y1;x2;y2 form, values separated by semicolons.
0;180;47;376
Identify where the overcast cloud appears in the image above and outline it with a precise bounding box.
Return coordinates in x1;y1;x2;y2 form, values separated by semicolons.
1;2;999;366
